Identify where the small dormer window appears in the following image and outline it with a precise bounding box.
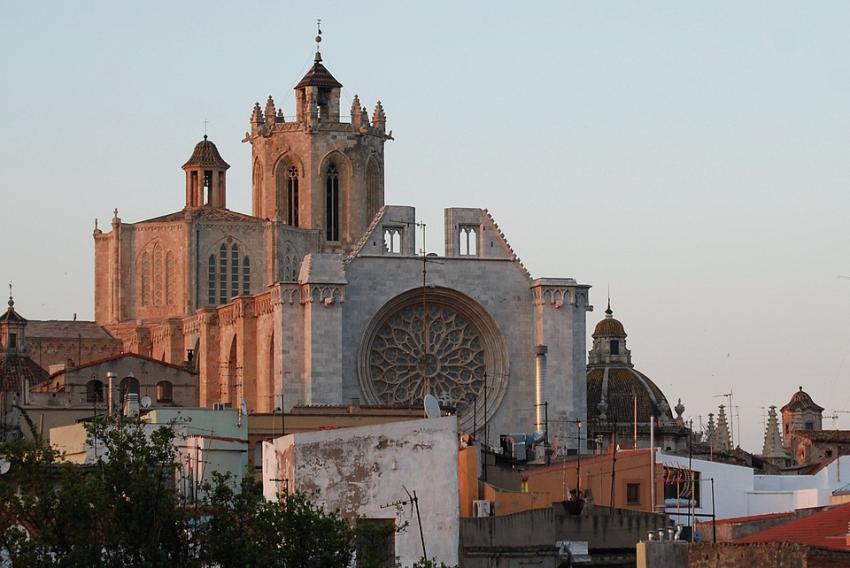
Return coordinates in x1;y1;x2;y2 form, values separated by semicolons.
8;333;16;349
610;340;619;355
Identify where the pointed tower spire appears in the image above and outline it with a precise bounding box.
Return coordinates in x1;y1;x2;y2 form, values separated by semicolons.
714;405;732;453
705;412;716;445
265;96;276;122
251;102;265;125
762;405;786;459
372;101;386;132
351;95;362;127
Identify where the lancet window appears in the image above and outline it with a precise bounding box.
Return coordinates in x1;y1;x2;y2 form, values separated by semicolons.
326;164;340;242
207;241;250;306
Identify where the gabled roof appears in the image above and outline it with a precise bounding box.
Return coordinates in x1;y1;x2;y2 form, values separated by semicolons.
48;352;193;379
138;206;262;224
26;320;116;341
736;502;850;551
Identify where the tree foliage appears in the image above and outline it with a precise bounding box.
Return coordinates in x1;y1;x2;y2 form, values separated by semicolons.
0;417;355;567
0;416;456;567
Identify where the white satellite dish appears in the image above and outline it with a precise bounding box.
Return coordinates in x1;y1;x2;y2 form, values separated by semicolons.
140;395;152;409
0;456;10;476
424;394;441;419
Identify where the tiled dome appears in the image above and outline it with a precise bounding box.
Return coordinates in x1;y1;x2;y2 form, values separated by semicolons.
182;136;230;170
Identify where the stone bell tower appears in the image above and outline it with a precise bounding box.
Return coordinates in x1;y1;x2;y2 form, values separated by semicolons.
246;27;392;252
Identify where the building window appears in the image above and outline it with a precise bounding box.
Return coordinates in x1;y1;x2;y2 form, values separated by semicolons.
230;244;239;298
610;340;619;355
459;226;478;256
785;424;789;434
383;227;402;254
156;380;173;403
355;518;395;567
663;467;700;508
326;164;340;241
207;255;216;305
141;251;152;306
153;244;163;306
242;256;250;295
86;379;104;403
119;377;140;399
287;166;299;226
218;244;228;304
626;482;640;505
8;333;16;349
805;422;814;430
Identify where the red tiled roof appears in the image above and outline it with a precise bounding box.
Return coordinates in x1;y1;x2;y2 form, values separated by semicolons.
712;511;795;526
736;503;850;551
0;354;50;391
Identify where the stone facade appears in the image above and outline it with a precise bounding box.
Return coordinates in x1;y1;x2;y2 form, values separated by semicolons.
91;45;590;445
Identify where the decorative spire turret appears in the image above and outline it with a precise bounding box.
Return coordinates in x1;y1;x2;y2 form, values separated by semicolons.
372;101;386;132
351;95;362;127
762;405;786;459
251;102;265;125
714;405;732;453
182;136;230;208
265;96;276;122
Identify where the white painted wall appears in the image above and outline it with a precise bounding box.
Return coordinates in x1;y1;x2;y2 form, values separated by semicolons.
659;453;850;525
263;416;460;566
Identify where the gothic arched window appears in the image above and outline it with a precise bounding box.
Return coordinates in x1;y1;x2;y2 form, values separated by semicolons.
141;251;152;306
230;244;239;298
287;166;299;226
207;255;216;305
326;164;340;242
153;244;163;306
165;251;176;306
218;244;228;304
242;256;251;295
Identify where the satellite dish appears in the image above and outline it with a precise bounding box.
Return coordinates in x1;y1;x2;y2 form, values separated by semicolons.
0;456;10;476
424;394;441;419
140;395;152;409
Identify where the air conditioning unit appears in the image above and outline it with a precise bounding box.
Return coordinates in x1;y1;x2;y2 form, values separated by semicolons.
473;500;492;518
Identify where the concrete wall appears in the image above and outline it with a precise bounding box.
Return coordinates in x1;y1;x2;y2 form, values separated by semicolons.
461;505;671;566
264;416;460;566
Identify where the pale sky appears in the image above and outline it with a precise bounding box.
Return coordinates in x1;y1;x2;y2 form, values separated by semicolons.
2;2;850;451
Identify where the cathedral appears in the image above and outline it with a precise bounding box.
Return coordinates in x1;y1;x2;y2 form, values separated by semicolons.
89;40;591;446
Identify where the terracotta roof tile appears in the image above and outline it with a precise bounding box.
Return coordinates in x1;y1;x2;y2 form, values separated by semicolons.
736;502;850;551
0;354;50;391
182;136;230;170
295;60;342;90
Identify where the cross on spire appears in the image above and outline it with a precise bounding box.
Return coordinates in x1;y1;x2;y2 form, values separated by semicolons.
204;119;209;137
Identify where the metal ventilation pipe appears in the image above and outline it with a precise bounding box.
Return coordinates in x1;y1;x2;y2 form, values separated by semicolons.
535;345;548;432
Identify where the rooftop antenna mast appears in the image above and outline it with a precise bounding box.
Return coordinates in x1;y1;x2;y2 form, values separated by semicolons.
380;486;427;562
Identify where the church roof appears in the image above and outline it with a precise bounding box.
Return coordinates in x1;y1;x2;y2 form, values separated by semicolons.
587;366;673;424
0;354;49;392
592;303;626;338
138;206;262;224
295;54;343;90
781;387;824;413
26;320;116;341
0;294;25;323
182;136;230;170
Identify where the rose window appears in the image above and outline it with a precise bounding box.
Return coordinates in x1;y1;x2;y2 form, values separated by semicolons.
367;304;486;413
360;288;509;430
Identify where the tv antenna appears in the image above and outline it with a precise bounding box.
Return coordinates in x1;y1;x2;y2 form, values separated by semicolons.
380;486;427;562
